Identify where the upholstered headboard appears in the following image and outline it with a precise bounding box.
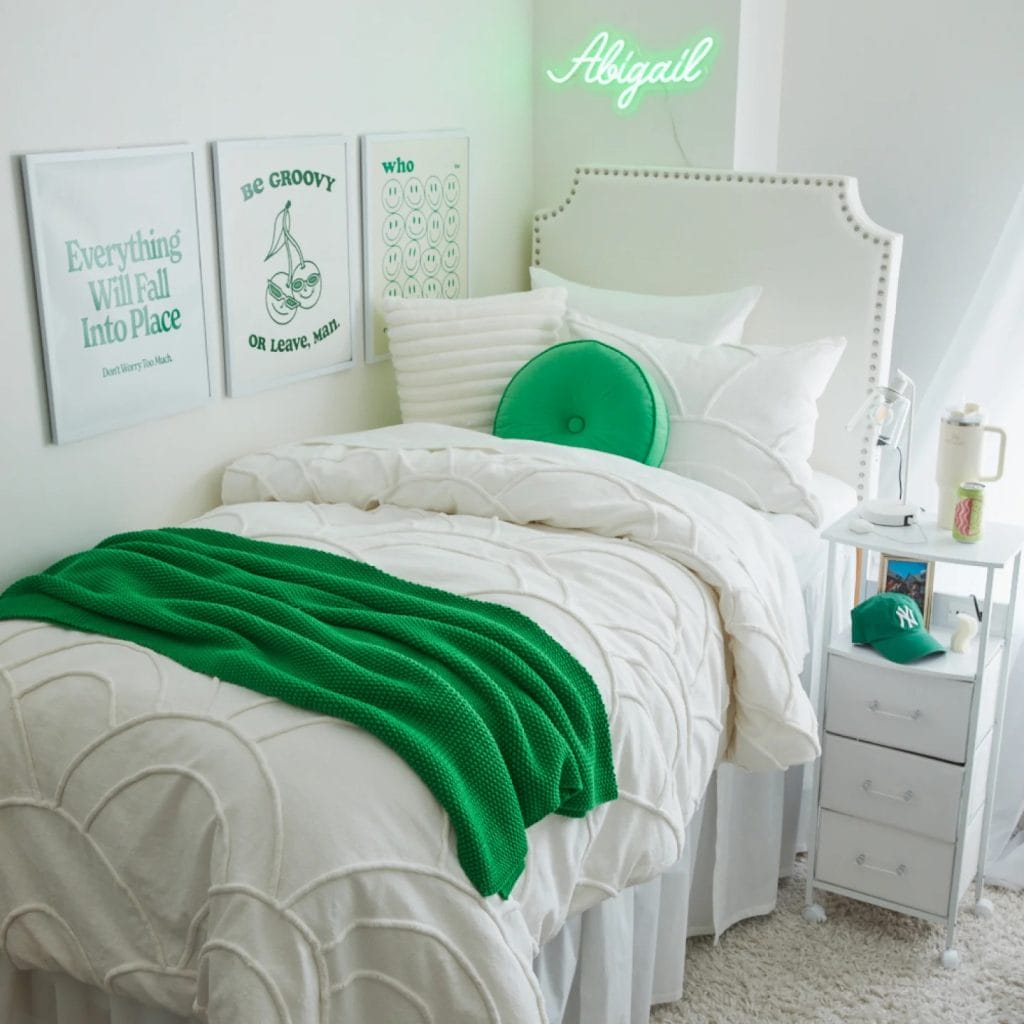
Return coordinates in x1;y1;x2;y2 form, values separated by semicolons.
533;166;902;502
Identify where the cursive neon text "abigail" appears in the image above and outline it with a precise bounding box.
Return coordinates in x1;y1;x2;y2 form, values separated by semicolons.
546;30;717;112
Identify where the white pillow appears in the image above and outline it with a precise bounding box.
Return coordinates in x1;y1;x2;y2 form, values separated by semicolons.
562;311;846;525
530;266;761;346
384;288;567;431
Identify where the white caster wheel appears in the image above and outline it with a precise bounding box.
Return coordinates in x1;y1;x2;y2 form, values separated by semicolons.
974;898;994;919
941;949;961;970
802;903;827;924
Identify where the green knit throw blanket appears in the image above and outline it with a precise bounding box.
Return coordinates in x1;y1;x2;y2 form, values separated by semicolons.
0;528;616;898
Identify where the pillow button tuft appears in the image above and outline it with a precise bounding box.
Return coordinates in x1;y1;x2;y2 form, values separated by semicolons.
567;416;585;434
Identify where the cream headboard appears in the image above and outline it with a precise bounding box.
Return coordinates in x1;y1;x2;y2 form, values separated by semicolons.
533;166;903;502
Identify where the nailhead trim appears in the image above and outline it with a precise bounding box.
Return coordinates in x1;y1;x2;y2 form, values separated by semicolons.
534;167;899;499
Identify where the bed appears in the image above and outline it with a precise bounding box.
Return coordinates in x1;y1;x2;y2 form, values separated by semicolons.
0;166;901;1024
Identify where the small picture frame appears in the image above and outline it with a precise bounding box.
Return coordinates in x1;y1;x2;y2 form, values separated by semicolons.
878;554;936;627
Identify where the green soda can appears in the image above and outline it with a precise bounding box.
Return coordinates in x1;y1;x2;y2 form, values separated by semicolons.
952;481;985;542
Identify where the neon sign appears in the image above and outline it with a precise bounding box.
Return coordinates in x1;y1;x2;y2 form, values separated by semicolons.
546;30;718;113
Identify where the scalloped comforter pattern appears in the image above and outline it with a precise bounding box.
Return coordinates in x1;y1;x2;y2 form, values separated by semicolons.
0;426;818;1023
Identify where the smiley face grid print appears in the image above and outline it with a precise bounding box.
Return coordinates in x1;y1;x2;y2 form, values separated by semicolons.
362;132;469;362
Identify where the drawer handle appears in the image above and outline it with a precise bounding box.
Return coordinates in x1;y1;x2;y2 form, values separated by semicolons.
862;779;914;803
866;699;922;722
856;853;906;877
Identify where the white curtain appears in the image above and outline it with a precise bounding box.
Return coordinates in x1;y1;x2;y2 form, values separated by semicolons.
911;181;1024;888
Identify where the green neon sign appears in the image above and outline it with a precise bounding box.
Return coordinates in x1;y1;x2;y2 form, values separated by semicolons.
546;30;718;113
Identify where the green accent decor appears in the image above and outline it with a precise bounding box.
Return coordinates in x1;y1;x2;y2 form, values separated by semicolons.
493;339;670;467
264;199;323;326
546;28;718;113
851;592;945;664
0;528;617;899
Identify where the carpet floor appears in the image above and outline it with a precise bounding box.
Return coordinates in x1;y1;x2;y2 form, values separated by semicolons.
652;863;1024;1024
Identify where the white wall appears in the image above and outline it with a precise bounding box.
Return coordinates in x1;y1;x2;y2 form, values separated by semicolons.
536;0;1024;398
533;2;739;209
779;0;1024;395
733;0;787;171
532;0;787;208
0;0;534;586
10;1;1019;589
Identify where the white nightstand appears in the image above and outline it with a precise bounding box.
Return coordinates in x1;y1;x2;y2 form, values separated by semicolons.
803;510;1024;968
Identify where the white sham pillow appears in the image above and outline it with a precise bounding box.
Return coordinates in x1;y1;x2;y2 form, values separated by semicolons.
384;288;567;431
530;265;761;346
562;311;846;525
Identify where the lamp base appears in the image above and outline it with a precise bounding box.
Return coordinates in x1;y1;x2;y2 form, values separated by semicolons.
860;499;919;527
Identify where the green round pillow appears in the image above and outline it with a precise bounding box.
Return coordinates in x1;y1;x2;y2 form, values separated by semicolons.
493;339;669;467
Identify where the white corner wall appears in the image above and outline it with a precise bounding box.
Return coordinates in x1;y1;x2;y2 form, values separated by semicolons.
779;0;1024;396
733;0;787;171
532;0;787;209
0;0;533;586
532;2;742;209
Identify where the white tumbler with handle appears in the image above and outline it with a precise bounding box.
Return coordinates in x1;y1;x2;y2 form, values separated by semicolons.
936;404;1007;528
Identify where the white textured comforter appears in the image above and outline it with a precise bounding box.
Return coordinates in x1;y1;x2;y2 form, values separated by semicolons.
0;425;818;1023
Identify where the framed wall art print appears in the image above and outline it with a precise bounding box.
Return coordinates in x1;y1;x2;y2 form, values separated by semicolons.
23;145;212;444
214;135;360;396
361;130;469;363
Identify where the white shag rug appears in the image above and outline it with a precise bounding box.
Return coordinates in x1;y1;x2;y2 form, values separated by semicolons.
652;863;1024;1024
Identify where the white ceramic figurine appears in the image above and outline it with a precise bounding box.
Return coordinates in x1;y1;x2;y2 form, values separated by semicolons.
950;610;980;653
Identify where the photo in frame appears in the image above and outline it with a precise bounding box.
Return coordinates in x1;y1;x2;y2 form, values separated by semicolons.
878;554;936;627
361;130;469;363
22;145;211;444
214;136;360;396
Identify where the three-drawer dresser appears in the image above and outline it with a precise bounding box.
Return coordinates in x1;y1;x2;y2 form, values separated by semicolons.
803;509;1024;968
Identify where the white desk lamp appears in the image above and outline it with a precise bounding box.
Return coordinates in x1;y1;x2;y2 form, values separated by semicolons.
847;369;919;526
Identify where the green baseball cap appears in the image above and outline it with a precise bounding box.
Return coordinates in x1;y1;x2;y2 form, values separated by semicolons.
851;592;945;663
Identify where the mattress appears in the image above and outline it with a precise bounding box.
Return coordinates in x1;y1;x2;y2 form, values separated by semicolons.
761;471;857;589
0;426;819;1023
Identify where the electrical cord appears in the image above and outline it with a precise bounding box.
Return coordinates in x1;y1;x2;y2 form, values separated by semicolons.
662;87;692;166
858;518;931;545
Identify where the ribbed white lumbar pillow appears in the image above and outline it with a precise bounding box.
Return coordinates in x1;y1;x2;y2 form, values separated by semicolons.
383;288;567;432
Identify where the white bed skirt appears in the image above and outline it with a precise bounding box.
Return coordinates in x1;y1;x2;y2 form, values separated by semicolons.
0;959;188;1024
536;766;794;1024
0;770;784;1024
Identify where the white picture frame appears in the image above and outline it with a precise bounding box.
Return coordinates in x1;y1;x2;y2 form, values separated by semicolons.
361;130;470;363
22;144;212;444
213;135;360;396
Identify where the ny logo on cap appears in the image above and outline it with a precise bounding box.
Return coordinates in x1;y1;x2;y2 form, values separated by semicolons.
896;605;917;630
